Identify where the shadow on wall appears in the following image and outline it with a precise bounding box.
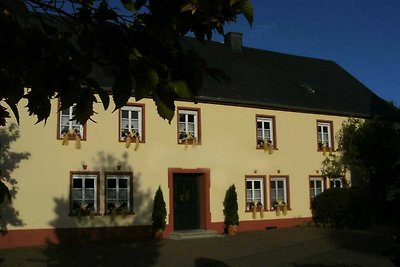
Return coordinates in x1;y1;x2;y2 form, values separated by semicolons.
0;124;30;234
44;151;158;265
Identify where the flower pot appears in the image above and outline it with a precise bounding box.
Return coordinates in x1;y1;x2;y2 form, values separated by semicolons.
227;225;237;235
154;229;164;240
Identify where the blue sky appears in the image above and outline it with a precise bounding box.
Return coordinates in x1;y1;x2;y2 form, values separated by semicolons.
214;0;400;105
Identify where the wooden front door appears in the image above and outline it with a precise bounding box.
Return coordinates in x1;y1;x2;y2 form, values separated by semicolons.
173;174;200;230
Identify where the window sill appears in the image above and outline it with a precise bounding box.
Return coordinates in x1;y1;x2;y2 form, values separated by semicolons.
245;208;268;212
178;140;201;145
68;212;102;217
256;146;278;150
104;212;135;216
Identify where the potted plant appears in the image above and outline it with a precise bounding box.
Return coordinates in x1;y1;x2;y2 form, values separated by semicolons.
257;201;264;218
152;186;167;239
223;184;239;235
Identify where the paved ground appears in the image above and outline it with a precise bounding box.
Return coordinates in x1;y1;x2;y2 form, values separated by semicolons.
0;226;397;267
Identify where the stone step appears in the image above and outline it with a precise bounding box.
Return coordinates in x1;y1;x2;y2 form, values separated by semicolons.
167;229;224;240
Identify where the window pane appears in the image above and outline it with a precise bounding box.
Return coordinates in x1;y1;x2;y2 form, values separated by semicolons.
179;114;185;122
254;181;260;189
84;189;94;200
119;179;128;188
179;122;186;132
72;189;82;200
257;121;262;129
246;190;253;199
119;189;128;200
277;181;284;189
85;179;94;188
107;179;116;188
73;179;82;188
131;111;138;120
107;189;116;199
187;114;194;123
121;110;129;119
246;181;252;189
131;120;139;131
254;190;261;199
188;123;195;132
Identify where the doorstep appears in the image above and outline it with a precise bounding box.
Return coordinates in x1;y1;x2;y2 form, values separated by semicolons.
167;229;224;240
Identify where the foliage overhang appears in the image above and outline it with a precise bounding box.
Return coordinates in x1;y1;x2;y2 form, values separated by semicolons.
0;0;253;126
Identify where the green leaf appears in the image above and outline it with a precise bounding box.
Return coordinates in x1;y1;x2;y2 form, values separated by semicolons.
168;80;191;98
153;93;175;123
134;0;147;10
2;0;29;24
121;0;136;11
147;69;159;88
240;0;253;26
87;78;110;110
112;73;132;111
0;105;11;127
0;180;12;205
5;100;20;125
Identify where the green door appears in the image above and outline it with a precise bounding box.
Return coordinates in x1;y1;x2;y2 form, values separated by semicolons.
173;174;200;230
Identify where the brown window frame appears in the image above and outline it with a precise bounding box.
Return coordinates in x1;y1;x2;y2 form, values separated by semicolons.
316;120;334;151
256;115;278;150
118;103;145;143
309;175;326;207
69;171;100;216
269;175;290;210
57;100;87;141
245;175;267;212
104;172;134;215
177;107;201;145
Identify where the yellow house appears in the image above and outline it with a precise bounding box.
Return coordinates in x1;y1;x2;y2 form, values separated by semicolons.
0;33;393;248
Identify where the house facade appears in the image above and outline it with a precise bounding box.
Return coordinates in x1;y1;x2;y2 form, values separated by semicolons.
0;33;392;248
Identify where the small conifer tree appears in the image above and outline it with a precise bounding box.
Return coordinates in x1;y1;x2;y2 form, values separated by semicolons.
152;186;167;232
223;184;239;226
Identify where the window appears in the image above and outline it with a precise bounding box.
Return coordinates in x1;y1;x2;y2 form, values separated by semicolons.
70;172;99;215
270;176;289;208
105;173;133;214
119;105;144;142
310;176;325;200
330;177;343;188
317;120;333;150
178;108;200;144
256;116;276;149
59;104;85;139
245;177;265;210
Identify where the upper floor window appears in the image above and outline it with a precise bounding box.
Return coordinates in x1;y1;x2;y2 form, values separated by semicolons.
245;176;265;211
317;120;333;150
310;176;325;201
178;108;200;144
105;173;133;214
59;104;85;140
256;116;276;149
70;172;99;215
270;176;289;209
119;105;144;142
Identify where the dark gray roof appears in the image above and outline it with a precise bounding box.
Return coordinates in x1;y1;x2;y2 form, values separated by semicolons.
183;37;398;119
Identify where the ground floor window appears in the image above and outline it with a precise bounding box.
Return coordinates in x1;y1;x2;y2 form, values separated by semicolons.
105;173;133;214
310;176;325;201
330;177;343;188
270;176;289;209
245;176;265;211
70;172;99;215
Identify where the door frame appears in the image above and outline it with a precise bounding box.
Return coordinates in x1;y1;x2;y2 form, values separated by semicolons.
167;168;211;233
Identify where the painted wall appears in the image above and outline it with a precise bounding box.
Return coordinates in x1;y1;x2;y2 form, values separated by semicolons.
2;96;349;233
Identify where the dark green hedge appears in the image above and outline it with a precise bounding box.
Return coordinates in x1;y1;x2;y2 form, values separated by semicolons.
311;187;373;229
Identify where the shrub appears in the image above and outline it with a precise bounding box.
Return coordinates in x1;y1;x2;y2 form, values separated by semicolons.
223;184;239;226
151;186;167;232
311;187;373;229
